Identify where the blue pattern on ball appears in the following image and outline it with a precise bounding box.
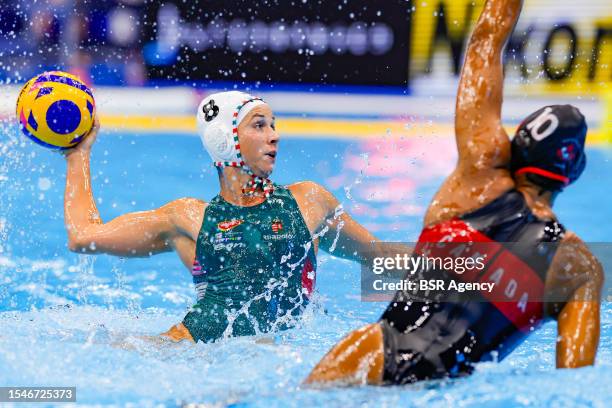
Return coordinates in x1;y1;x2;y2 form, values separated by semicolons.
20;123;70;150
46;99;81;135
27;111;38;130
36;87;53;99
36;74;94;97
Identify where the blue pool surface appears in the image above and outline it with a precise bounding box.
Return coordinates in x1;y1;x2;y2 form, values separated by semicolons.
0;124;611;407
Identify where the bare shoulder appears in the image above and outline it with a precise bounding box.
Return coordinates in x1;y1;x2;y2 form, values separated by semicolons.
423;167;514;227
168;197;207;208
288;181;337;209
163;197;207;214
162;197;208;238
288;181;334;199
288;180;323;195
557;232;603;277
558;232;594;261
287;181;339;234
547;231;604;299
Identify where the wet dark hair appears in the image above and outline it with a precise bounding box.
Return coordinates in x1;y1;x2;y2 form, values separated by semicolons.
510;104;587;192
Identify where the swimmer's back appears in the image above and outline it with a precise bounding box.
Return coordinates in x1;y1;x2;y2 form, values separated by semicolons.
379;189;567;383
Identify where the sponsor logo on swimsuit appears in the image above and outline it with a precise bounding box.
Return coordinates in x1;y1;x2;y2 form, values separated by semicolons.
263;233;295;241
217;219;243;232
213;242;247;251
213;231;243;244
271;219;283;233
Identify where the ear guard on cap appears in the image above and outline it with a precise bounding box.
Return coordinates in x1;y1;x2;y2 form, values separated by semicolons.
196;91;265;166
196;102;236;163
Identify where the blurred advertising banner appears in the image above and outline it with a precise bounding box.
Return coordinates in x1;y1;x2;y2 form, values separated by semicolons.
410;0;611;95
1;0;609;95
141;0;412;87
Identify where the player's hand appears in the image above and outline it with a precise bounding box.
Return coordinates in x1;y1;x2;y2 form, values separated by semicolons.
63;115;99;158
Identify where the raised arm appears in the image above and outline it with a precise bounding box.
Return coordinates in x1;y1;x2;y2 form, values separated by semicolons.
63;119;202;264
455;0;522;170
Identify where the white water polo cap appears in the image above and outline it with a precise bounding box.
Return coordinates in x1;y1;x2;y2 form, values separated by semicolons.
196;91;266;166
196;91;274;198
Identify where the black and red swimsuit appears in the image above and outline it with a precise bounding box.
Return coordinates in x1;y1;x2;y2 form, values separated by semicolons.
380;189;565;384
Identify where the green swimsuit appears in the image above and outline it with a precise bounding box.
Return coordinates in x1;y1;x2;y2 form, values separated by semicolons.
182;185;317;342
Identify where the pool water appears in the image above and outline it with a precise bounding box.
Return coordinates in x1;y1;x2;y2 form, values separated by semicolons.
0;125;610;407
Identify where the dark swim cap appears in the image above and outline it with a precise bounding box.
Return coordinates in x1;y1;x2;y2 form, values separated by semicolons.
511;104;587;191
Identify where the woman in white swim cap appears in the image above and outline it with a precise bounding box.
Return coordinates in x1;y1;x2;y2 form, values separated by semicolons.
63;90;402;342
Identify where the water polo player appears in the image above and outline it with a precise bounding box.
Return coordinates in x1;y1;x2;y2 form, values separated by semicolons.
306;0;603;385
63;91;395;343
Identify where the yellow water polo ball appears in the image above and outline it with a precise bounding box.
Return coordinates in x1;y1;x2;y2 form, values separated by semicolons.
16;71;95;150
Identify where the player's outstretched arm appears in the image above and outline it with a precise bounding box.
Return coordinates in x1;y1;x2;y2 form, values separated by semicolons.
313;183;378;263
290;181;412;263
290;181;377;262
455;0;522;170
63;118;200;258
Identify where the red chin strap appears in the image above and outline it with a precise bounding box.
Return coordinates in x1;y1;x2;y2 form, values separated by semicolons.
514;167;570;186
